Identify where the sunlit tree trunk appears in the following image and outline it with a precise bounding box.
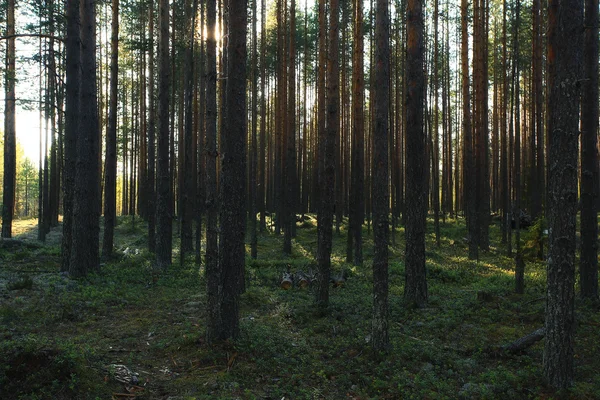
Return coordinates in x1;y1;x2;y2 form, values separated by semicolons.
2;0;16;238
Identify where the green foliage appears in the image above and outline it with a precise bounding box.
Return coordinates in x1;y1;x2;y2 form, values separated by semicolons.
0;215;598;399
7;275;33;290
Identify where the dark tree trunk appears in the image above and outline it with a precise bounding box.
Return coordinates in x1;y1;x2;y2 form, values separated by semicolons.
156;0;173;269
249;0;258;259
404;0;427;307
218;0;247;339
61;0;80;270
204;0;220;343
543;0;582;389
580;0;599;300
372;0;390;351
316;0;338;311
284;0;297;255
461;0;477;260
102;0;119;259
147;6;156;253
180;0;198;260
347;0;364;266
70;0;100;277
513;0;524;294
2;0;16;238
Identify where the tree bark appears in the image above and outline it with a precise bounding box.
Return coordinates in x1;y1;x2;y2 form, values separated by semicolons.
156;0;173;269
218;0;248;339
70;0;100;277
2;0;16;238
543;0;582;388
204;0;220;343
580;0;599;300
372;0;390;351
102;0;119;259
404;0;427;307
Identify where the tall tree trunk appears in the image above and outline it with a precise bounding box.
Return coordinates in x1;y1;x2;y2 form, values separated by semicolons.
62;0;80;267
148;5;157;253
180;0;198;260
404;0;427;307
432;0;440;247
205;0;220;343
372;0;390;351
2;0;16;238
543;0;582;388
580;0;599;300
317;0;338;311
462;0;477;260
102;0;119;259
156;0;173;268
218;0;248;339
513;0;524;294
70;0;100;277
250;0;258;259
347;0;364;266
258;0;267;231
284;0;297;255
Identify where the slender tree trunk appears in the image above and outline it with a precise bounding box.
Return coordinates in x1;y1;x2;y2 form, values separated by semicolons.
205;0;220;343
148;6;156;253
249;0;258;259
347;0;364;266
580;0;599;300
284;0;297;255
102;0;119;259
404;0;427;307
372;0;390;351
2;0;16;238
513;0;524;294
156;0;173;269
461;0;477;260
180;0;198;260
317;0;338;311
70;0;100;277
432;0;440;247
543;0;582;388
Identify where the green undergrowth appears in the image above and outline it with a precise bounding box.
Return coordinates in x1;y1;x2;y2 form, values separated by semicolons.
0;214;598;399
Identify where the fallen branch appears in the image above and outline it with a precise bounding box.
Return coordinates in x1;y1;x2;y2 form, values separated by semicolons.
490;327;545;355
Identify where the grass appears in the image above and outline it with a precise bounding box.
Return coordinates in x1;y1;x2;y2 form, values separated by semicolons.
0;214;598;399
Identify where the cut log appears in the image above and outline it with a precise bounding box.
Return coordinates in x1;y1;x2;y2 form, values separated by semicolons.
499;327;545;354
280;272;293;289
295;271;311;288
330;269;349;287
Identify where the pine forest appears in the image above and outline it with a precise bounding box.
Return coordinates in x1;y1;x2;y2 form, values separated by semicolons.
0;0;599;398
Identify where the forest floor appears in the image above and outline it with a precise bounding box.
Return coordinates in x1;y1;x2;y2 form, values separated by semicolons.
0;215;599;399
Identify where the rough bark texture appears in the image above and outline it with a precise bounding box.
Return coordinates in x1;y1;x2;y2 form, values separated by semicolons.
372;0;390;351
61;0;80;271
580;0;599;300
147;6;156;253
180;0;197;258
2;0;16;238
155;0;173;269
218;0;247;339
70;0;100;277
204;0;220;343
404;0;427;307
317;0;338;311
102;0;119;259
347;0;364;266
543;0;582;389
461;0;477;260
284;0;297;255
